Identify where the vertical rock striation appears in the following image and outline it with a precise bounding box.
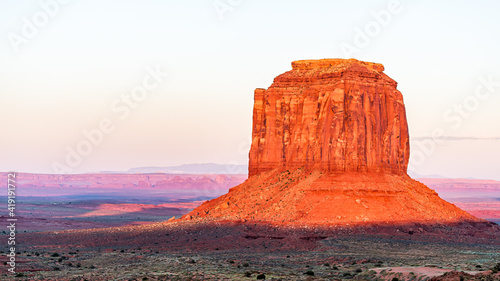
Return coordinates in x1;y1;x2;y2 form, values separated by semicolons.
249;59;409;177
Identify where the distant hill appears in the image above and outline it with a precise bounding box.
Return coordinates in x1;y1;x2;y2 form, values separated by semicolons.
126;163;248;174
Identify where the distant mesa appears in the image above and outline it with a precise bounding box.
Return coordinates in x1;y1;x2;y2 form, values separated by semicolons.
182;58;484;225
126;163;248;174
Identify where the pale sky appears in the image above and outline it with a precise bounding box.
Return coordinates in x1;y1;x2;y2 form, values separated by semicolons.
1;0;499;180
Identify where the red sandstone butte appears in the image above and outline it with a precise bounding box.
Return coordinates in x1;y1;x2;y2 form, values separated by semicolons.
182;58;482;225
249;59;409;176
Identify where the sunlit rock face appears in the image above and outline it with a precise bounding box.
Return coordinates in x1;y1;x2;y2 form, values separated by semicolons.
183;59;483;225
249;59;409;177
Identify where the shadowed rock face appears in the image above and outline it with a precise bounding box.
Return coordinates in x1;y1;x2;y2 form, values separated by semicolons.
183;58;483;225
249;59;409;177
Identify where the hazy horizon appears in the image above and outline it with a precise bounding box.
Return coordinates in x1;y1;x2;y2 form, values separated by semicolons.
1;1;500;180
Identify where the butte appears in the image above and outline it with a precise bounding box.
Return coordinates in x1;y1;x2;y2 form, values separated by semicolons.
181;58;483;225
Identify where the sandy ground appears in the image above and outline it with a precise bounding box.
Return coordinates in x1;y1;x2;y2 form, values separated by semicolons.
373;266;484;279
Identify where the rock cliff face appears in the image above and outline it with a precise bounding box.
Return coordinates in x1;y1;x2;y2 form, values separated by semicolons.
249;59;409;177
182;59;483;225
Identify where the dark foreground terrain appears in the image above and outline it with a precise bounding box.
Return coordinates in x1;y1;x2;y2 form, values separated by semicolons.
1;173;498;279
2;220;500;280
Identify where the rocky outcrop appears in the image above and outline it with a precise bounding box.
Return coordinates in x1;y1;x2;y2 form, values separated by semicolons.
182;58;483;225
249;59;409;177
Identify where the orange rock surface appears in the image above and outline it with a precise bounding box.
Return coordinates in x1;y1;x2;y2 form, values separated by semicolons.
183;58;482;225
249;58;409;176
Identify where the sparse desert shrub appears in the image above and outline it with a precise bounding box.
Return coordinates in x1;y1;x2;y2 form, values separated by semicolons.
343;272;351;277
53;267;60;271
391;278;399;281
323;263;330;267
15;272;24;277
58;257;63;262
355;268;363;273
244;271;252;277
304;270;314;276
51;252;59;257
332;265;339;270
492;263;500;273
256;273;266;279
243;262;250;267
